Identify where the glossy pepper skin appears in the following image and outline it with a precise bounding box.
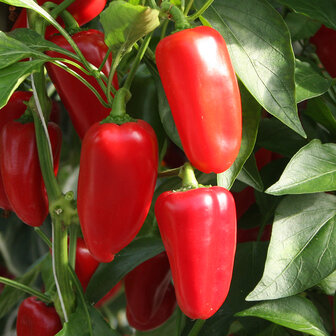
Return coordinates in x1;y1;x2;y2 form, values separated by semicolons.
77;120;158;262
310;25;336;77
125;252;176;331
155;26;242;174
0;121;62;226
12;0;106;38
16;297;62;336
46;30;119;139
155;186;237;319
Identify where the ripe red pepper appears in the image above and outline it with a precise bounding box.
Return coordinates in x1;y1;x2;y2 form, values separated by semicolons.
77;120;158;262
46;30;119;139
310;25;336;77
155;186;236;319
12;0;106;37
0;120;62;226
155;26;242;174
16;297;62;336
124;252;176;331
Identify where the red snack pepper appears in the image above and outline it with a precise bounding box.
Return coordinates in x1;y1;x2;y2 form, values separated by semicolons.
0;120;62;226
310;25;336;77
12;0;106;37
155;186;237;319
155;26;242;173
77;120;158;262
124;252;176;331
46;30;118;139
16;296;62;336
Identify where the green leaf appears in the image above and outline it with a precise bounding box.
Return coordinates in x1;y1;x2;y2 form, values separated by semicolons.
0;59;46;109
195;0;305;137
100;0;160;55
0;31;49;69
317;269;336;296
86;237;164;303
266;140;336;195
237;296;329;336
256;324;291;336
236;154;264;191
285;12;321;41
295;59;332;103
247;193;336;301
277;0;336;29
217;83;261;190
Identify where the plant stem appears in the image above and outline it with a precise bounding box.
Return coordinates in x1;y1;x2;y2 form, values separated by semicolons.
34;228;52;248
49;0;76;18
68;224;78;270
184;0;194;15
187;319;206;336
160;1;191;31
187;0;213;21
180;163;199;188
107;49;123;105
0;277;51;303
158;166;182;178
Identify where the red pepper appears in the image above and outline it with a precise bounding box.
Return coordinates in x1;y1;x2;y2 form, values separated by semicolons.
155;26;242;174
16;296;62;336
0;120;62;226
124;252;176;331
77;120;158;262
310;25;336;77
12;0;106;38
155;186;237;319
46;30;119;139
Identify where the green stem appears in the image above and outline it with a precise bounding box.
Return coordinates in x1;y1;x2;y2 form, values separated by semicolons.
184;0;194;15
158;166;182;178
180;163;199;189
107;49;123;105
160;19;169;40
148;0;159;9
34;228;52;248
187;319;206;336
187;0;213;21
123;34;153;91
110;88;132;118
49;0;76;18
68;225;78;270
160;1;191;31
98;49;111;72
0;277;51;303
176;307;186;336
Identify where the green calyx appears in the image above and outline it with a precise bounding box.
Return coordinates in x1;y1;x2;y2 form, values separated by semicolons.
101;113;136;125
178;163;201;190
160;1;191;32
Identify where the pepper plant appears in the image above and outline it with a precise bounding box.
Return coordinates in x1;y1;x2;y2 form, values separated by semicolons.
0;0;335;335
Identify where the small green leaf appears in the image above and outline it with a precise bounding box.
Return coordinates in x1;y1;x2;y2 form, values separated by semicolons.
0;59;45;109
247;193;336;301
100;0;160;55
277;0;336;30
237;296;329;336
86;237;164;303
295;59;332;103
317;269;336;296
266;140;336;195
217;83;261;190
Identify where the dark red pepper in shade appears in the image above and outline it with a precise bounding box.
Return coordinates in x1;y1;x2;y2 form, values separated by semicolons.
155;26;242;174
310;25;336;78
124;252;176;331
155;186;237;320
0;121;62;226
77;120;158;262
46;30;119;139
16;297;62;336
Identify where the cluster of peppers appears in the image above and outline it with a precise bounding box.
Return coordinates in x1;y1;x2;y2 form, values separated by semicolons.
1;0;245;334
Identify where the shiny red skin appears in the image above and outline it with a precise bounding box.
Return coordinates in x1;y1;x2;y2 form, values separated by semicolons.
0;121;62;226
155;26;242;173
0;91;32;210
155;186;237;319
77;120;158;262
125;252;176;331
16;297;62;336
46;30;119;139
12;0;106;37
310;25;336;77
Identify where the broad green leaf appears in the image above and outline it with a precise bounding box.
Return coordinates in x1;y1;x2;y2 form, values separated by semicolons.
0;59;46;109
217;83;261;190
100;1;160;55
236;154;264;191
86;237;164;303
285;12;321;41
256;324;291;336
303;97;336;137
237;296;329;336
0;31;48;69
266;140;336;195
277;0;336;29
317;269;336;295
247;193;336;301
195;0;305;137
295;59;332;103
